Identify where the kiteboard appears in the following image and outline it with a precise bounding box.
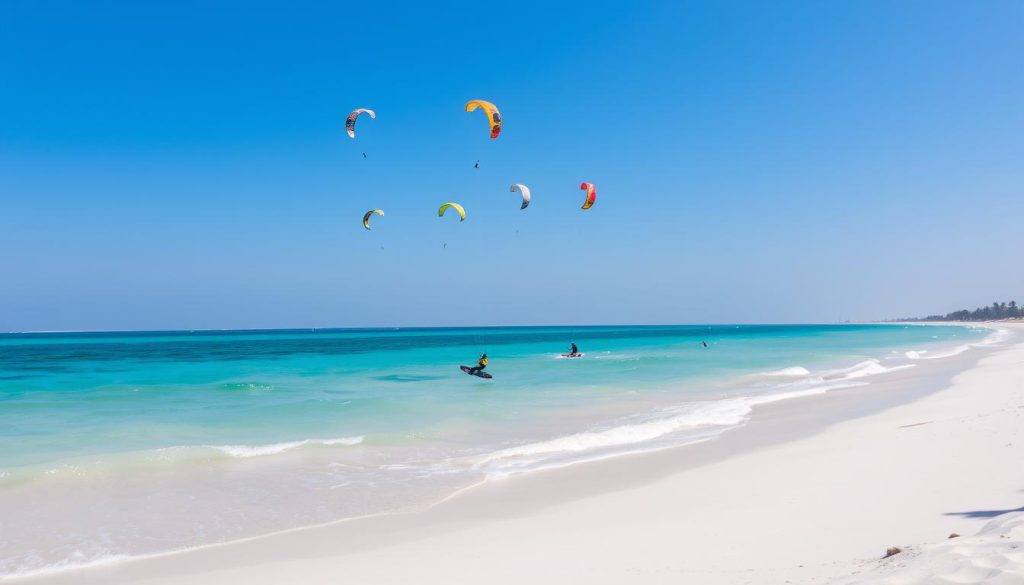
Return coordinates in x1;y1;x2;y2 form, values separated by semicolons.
460;365;493;379
559;353;585;359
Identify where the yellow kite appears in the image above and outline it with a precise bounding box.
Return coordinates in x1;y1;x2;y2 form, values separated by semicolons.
438;202;466;221
465;100;501;139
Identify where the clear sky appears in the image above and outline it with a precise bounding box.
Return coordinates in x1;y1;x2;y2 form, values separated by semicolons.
1;1;1022;330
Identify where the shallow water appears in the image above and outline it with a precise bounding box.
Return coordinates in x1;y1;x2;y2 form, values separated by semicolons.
0;324;1003;577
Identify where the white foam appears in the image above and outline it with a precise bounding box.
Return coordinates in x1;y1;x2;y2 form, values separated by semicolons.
589;352;640;361
981;327;1015;345
0;550;132;581
761;366;811;377
212;436;364;458
475;403;748;466
746;385;839;405
906;328;1014;360
906;344;972;360
473;382;866;475
823;359;915;379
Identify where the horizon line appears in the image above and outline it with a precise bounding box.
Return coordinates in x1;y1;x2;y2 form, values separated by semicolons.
1;321;880;336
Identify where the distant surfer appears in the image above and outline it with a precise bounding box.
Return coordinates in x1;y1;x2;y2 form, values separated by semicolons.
474;160;480;169
562;343;581;358
701;341;708;348
466;353;488;375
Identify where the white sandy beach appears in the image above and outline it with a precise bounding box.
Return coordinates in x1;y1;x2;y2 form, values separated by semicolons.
16;323;1024;585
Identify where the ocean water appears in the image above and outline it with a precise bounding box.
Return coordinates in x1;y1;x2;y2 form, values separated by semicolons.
0;324;1006;578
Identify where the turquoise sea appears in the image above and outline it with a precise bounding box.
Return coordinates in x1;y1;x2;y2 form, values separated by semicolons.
0;324;1003;578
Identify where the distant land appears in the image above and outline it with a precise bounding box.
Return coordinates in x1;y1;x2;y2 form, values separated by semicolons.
895;300;1022;322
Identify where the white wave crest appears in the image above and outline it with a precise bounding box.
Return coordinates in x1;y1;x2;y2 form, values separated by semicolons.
475;403;748;466
981;328;1015;345
823;359;915;380
906;345;971;360
761;366;811;377
906;328;1014;361
473;382;866;475
211;436;364;458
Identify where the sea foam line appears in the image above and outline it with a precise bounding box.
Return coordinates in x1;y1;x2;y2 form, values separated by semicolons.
1;436;368;486
824;359;915;379
472;381;868;476
760;366;812;377
906;327;1013;360
209;436;364;458
472;348;935;477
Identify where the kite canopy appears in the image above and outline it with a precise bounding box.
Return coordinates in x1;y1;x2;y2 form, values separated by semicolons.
346;108;376;139
510;184;531;210
465;100;501;139
362;209;384;230
438;202;466;221
580;182;597;210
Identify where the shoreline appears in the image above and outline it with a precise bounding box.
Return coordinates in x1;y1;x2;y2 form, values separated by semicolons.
12;323;1021;584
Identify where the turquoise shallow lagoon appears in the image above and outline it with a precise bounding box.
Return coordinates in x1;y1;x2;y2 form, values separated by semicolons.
0;324;1000;577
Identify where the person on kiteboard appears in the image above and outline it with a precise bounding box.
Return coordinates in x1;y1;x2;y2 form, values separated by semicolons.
467;353;488;375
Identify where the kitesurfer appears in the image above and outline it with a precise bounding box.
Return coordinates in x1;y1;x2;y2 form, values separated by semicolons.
569;343;579;356
467;353;488;375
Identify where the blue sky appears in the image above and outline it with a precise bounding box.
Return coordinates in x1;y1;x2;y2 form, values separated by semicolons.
1;1;1022;330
